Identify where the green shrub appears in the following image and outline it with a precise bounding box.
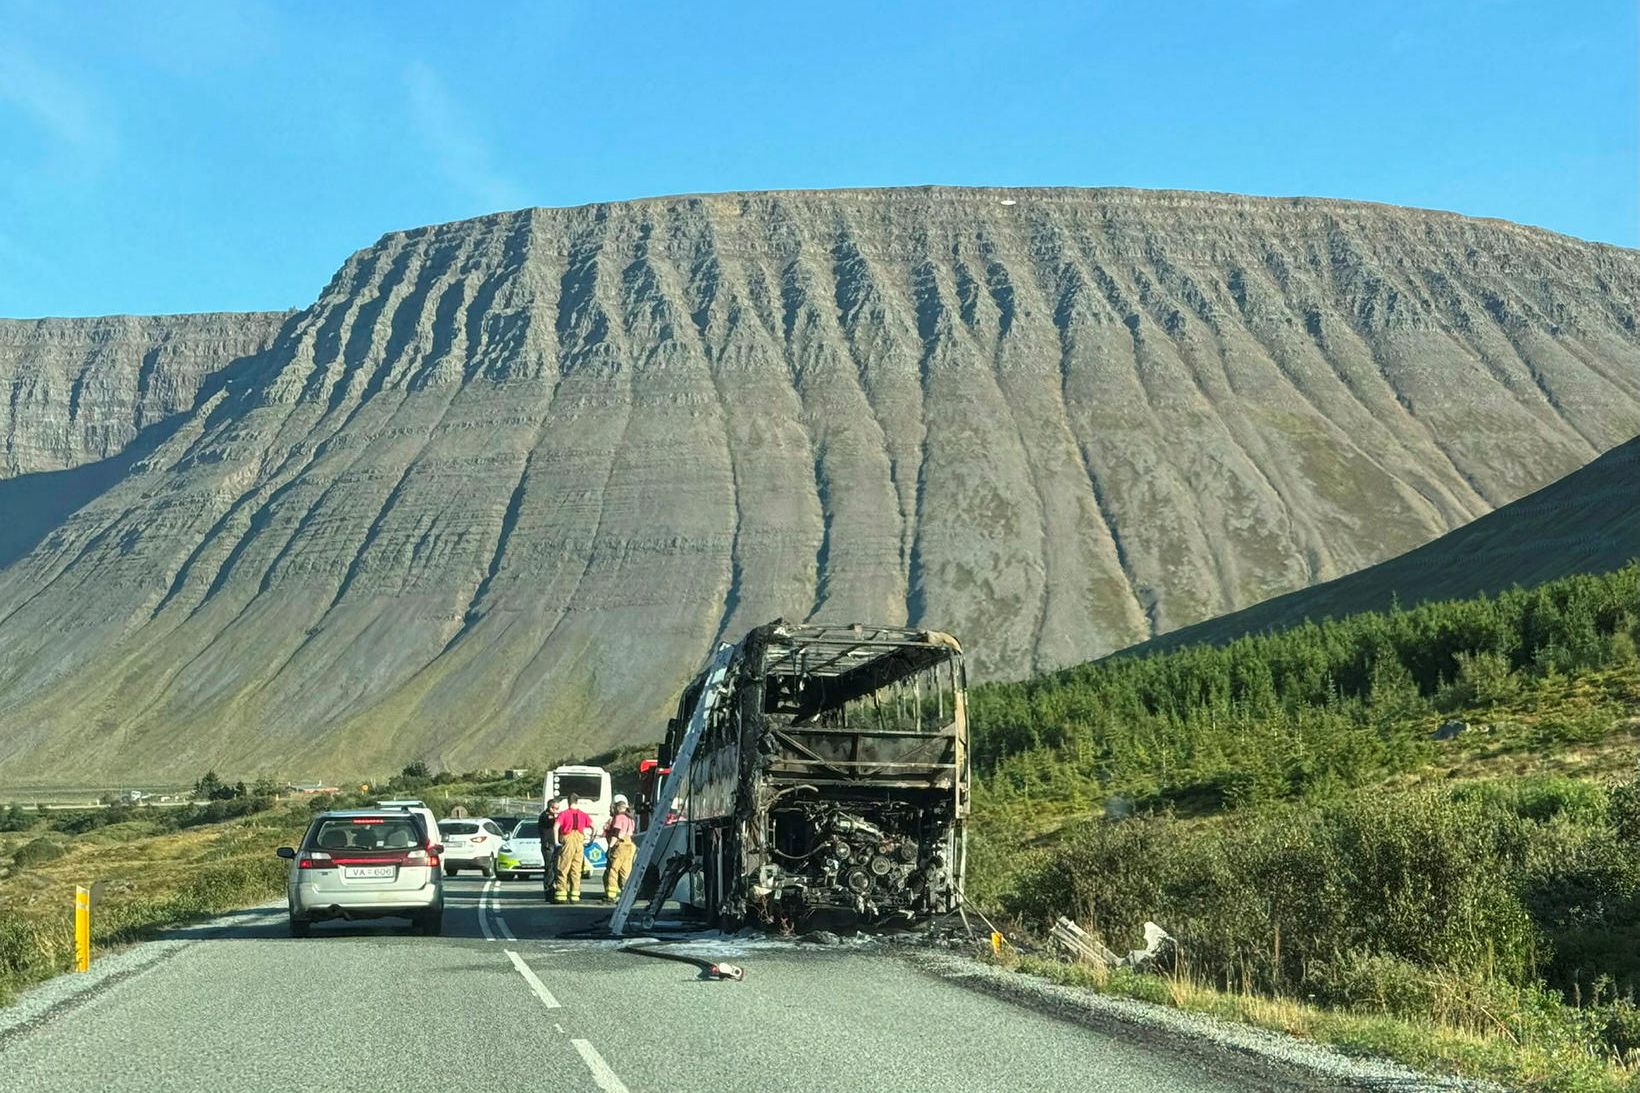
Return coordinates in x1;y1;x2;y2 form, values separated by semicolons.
1444;649;1520;708
1005;785;1547;995
1596;999;1640;1059
12;836;66;868
176;796;272;828
969;563;1640;814
0;914;63;988
1455;776;1607;825
0;804;36;833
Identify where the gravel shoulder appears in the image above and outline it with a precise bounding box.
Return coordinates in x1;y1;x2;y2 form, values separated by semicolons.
903;950;1504;1092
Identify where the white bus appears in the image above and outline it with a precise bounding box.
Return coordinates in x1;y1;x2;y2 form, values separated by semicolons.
544;764;613;866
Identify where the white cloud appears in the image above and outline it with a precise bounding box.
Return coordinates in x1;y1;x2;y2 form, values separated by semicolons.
404;60;527;213
0;45;117;165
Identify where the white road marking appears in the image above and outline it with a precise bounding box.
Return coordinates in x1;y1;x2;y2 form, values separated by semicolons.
483;879;516;940
478;879;495;942
572;1038;631;1093
554;1022;565;1033
505;949;561;1009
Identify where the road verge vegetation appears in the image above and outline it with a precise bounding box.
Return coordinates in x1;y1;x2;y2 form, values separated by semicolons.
0;799;312;1003
967;564;1640;1092
0;766;551;1004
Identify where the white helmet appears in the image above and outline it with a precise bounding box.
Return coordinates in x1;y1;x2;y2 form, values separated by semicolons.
612;793;629;808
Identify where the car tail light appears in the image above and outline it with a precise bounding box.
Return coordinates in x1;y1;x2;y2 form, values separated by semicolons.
472;835;488;844
298;851;335;870
405;847;440;867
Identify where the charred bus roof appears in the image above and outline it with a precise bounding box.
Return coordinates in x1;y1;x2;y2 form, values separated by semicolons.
754;622;963;721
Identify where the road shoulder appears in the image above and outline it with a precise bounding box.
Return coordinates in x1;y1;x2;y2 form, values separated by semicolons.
901;949;1501;1092
0;903;284;1046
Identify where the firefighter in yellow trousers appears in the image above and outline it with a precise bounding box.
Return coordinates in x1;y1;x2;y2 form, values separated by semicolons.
604;794;638;900
553;793;593;903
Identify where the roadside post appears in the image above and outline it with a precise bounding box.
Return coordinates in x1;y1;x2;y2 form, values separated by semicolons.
74;885;91;971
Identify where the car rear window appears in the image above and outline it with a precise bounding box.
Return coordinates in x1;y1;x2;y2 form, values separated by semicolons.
439;821;480;836
309;816;423;852
512;821;540;840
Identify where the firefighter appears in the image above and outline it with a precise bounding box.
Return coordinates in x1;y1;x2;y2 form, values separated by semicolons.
603;794;638;901
538;798;563;902
552;793;593;902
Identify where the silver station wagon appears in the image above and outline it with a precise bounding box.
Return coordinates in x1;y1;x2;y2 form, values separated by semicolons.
278;810;445;936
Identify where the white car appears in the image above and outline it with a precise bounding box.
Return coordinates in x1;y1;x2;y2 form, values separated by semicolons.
376;800;441;853
278;809;444;936
437;818;505;877
495;819;546;881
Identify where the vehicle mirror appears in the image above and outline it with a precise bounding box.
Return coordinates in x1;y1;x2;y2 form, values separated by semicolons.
431;844;444;855
276;846;296;859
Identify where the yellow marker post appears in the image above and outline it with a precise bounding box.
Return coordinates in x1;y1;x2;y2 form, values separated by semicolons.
74;885;91;972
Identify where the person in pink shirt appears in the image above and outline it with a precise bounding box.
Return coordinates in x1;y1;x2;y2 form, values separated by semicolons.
603;794;639;901
552;794;593;903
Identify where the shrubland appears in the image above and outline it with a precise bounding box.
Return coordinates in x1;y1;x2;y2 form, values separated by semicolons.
966;563;1640;1090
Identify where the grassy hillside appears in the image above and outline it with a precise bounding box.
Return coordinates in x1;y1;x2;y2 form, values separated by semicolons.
972;563;1640;821
966;563;1640;1090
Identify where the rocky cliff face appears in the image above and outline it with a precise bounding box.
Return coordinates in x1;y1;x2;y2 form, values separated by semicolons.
0;312;289;477
2;187;1638;782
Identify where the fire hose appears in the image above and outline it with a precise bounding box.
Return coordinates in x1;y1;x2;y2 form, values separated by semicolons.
620;941;746;981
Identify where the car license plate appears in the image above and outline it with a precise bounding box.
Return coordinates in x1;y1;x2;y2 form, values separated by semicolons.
345;865;394;880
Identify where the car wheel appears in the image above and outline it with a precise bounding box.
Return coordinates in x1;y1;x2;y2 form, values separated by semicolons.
481;858;495;878
288;916;311;938
443;864;458;877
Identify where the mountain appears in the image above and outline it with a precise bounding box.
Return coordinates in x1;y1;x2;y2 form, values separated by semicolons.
2;187;1639;783
1;312;288;477
1137;431;1640;651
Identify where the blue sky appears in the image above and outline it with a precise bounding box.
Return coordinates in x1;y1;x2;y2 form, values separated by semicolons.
2;0;1634;317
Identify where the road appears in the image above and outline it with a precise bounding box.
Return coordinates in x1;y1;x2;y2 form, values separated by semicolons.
0;877;1277;1093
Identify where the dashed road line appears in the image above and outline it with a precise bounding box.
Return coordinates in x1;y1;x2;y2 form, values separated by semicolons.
505;949;561;1009
494;913;627;1093
572;1038;631;1093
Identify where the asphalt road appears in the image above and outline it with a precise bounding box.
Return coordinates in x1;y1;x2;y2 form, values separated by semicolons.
0;877;1271;1093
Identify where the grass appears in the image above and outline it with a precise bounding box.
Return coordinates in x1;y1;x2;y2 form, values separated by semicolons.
987;951;1640;1093
963;566;1640;1091
968;755;1640;1091
0;802;310;1003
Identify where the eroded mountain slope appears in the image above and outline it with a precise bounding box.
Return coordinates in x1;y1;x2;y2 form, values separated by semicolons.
2;187;1638;781
0;312;289;477
1139;433;1640;651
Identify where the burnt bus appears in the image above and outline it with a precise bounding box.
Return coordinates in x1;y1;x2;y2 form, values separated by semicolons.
628;621;970;931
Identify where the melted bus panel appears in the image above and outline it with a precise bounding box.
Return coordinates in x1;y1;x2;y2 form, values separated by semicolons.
650;620;970;930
